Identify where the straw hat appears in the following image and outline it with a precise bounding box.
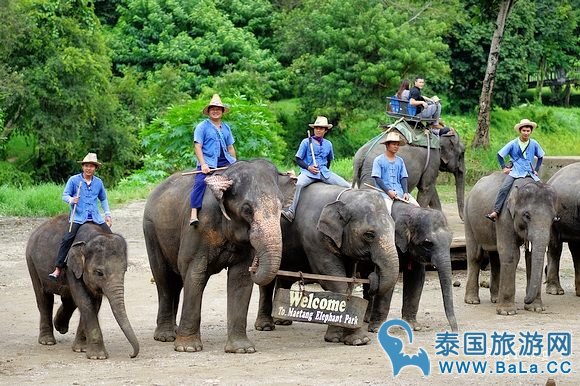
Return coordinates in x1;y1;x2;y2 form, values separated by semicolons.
308;116;333;129
78;152;102;167
380;132;406;146
202;94;230;115
514;118;537;132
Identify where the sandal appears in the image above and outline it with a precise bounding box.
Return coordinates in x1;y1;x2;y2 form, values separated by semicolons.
189;218;199;226
485;213;496;223
48;272;59;281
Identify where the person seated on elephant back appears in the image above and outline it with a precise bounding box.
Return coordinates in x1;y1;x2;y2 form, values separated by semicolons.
486;118;545;222
189;94;237;226
372;132;419;214
281;116;351;222
409;76;454;137
49;153;113;280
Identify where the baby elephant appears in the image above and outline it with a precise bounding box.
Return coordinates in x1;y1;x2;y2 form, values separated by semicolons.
26;215;139;359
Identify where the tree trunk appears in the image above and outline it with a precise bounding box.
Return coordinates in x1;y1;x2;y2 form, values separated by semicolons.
472;0;517;149
536;56;546;104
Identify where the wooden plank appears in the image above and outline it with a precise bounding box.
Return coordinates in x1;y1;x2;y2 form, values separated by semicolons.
272;288;368;329
248;267;370;284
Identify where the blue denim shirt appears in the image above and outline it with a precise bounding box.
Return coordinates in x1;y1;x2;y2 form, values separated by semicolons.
193;119;236;168
62;173;111;225
295;137;335;179
498;138;544;181
371;154;409;197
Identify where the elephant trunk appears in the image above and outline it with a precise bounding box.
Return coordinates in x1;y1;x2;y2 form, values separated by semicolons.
524;235;549;304
454;167;465;222
249;219;283;286
433;249;458;331
106;282;140;358
372;240;400;297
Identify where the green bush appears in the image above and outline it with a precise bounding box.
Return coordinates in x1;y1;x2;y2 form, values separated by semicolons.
0;161;33;187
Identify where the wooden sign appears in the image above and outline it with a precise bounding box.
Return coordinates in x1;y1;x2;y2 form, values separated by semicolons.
272;288;368;329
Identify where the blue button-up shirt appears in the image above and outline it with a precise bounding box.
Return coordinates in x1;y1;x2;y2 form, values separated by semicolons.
62;173;111;225
193;119;236;168
498;138;544;181
296;137;335;179
371;154;409;197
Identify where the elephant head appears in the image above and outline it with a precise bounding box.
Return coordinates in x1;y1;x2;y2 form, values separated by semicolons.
67;234;139;358
392;201;458;331
439;133;466;221
316;190;399;304
505;181;558;304
205;159;293;286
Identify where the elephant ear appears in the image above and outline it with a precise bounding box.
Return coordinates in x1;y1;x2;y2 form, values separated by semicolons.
317;201;350;248
278;171;297;210
506;185;520;220
67;241;87;279
206;175;234;221
394;219;411;254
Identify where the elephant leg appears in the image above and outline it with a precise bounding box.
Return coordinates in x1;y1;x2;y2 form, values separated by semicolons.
524;248;545;312
54;296;77;334
569;242;580;297
274;279;293;325
401;263;425;331
428;190;443;211
488;251;500;303
367;286;394;332
174;264;208;353
254;280;276;331
546;238;564;295
496;243;520;316
35;288;56;345
72;316;87;353
225;262;255;353
78;297;107;359
464;239;483;304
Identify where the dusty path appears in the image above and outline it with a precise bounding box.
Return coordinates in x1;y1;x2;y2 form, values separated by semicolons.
0;201;578;385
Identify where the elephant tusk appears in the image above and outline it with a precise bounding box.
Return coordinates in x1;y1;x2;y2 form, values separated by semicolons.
219;201;232;221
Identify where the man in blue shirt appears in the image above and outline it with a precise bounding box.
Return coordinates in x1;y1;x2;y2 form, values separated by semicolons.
486;118;545;222
189;94;237;226
49;153;112;280
372;132;419;214
281;116;350;222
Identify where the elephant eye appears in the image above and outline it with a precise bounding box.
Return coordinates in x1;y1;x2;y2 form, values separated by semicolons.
95;269;104;277
241;203;253;218
363;231;375;241
523;212;531;220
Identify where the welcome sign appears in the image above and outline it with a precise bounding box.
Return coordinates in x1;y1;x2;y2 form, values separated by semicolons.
272;288;368;328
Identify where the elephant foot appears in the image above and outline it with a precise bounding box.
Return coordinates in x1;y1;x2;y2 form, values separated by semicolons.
154;325;176;342
38;333;56;345
464;294;480;304
367;320;384;333
86;348;108;360
490;295;498;304
496;303;517;316
53;309;70;334
274;318;292;326
524;301;545;313
545;282;565;295
254;315;275;331
174;334;203;352
225;336;256;354
403;318;423;331
324;325;343;343
72;337;87;353
341;328;370;346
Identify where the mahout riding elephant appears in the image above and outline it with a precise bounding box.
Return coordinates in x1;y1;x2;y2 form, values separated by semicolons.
143;159;294;353
353;130;466;220
389;200;458;331
464;173;558;315
545;163;580;296
26;216;139;359
254;184;399;344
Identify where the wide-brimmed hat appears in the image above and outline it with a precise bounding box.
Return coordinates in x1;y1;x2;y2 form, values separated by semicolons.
78;152;102;167
514;118;537;132
380;132;406;146
308;116;333;129
202;94;230;115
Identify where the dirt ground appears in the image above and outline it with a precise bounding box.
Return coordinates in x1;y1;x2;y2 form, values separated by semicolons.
1;201;578;386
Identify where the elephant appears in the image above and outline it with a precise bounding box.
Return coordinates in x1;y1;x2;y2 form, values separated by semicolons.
143;159;294;353
389;200;458;332
353;130;466;220
254;183;400;344
26;216;139;359
545;162;580;296
464;173;558;315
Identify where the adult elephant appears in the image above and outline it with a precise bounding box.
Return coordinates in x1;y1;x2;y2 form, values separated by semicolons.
254;184;399;343
353;129;466;220
143;159;294;353
545;163;580;296
464;173;558;315
26;216;139;359
390;200;458;331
